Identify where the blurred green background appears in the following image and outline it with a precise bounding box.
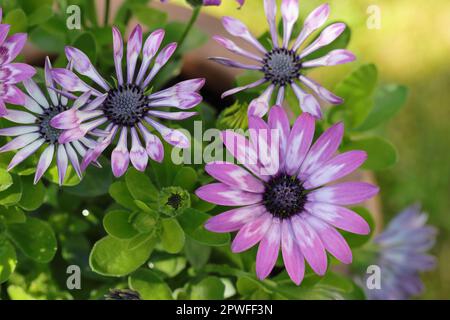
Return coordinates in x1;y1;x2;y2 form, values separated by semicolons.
174;0;450;299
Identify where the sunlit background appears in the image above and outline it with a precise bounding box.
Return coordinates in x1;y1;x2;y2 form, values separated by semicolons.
170;0;450;299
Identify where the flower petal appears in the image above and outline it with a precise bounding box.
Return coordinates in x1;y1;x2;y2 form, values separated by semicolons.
0;63;36;84
291;83;323;119
196;183;263;206
281;0;299;47
136;29;165;85
138;123;164;163
145;117;190;149
281;219;305;285
51;68;100;94
222;16;267;54
213;36;262;62
56;144;69;185
256;218;281;280
304;151;367;189
293;3;330;51
302;49;356;68
306;214;352;264
142;43;177;88
268;105;290;170
0;132;40;153
300;23;346;58
305;202;370;235
66;46;110;90
291;215;328;275
307;182;379;206
8;138;45;171
264;0;279;47
34;145;54;184
205;204;266;233
3;109;37;124
126;25;143;84
112;26;124;85
65;142;82;179
248;85;274;117
300;75;343;104
0;33;27;64
231;213;272;253
299;122;344;179
111;127;130;177
205;161;265;193
285;112;315;176
222;79;266;99
130;127;148;172
209;57;261;70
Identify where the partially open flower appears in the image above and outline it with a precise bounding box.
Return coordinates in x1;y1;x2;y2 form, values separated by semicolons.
196;105;378;285
104;289;141;300
211;1;354;119
0;8;36;116
362;205;437;300
51;25;205;178
158;186;191;217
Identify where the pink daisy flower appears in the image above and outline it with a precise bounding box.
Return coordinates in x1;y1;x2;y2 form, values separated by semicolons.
0;8;36;116
196;106;379;285
50;25;204;177
211;0;355;118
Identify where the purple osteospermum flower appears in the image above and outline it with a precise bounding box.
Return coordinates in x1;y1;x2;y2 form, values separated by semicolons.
50;25;204;178
196;105;379;285
211;0;355;119
0;58;99;185
364;205;437;300
0;8;36;116
160;0;244;7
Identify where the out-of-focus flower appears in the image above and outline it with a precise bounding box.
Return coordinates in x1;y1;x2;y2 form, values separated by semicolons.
211;1;355;119
196;105;378;285
104;289;141;300
50;25;204;178
0;58;98;185
363;205;437;300
160;0;245;8
0;8;36;116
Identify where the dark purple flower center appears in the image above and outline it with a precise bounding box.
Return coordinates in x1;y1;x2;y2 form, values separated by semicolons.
166;193;182;210
262;48;302;86
102;84;149;127
263;174;307;219
37;106;66;144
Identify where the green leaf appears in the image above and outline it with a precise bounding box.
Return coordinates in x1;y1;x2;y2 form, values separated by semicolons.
178;208;230;246
0;174;22;206
129;269;173;300
335;64;378;129
0;240;17;283
4;9;27;33
29;26;66;53
341;207;375;248
65;164;113;197
28;5;53;26
0;168;13;192
132;211;158;234
109;181;139;210
130;5;168;30
0;207;26;224
184;237;211;269
161;218;185;254
357;85;409;131
125;169;158;203
103;210;139;239
172;167;197;192
343;136;398;170
7;217;57;263
191;276;225;300
89;235;156;277
303;22;351;61
18;177;45;211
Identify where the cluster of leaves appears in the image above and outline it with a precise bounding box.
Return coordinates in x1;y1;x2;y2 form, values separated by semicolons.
0;1;408;300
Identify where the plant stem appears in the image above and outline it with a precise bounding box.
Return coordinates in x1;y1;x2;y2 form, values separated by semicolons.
176;6;201;56
104;0;111;26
